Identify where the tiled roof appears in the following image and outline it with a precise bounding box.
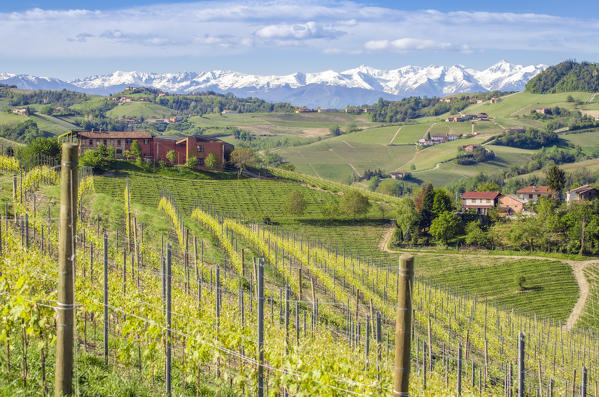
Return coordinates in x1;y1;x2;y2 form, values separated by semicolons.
516;186;554;195
461;191;500;199
76;131;152;139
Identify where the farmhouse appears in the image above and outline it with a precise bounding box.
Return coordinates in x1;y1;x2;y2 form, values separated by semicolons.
567;185;599;203
317;108;337;113
221;110;239;115
295;107;315;113
498;194;526;215
74;131;233;169
389;171;410;180
516;186;556;203
12;107;29;116
461;191;500;215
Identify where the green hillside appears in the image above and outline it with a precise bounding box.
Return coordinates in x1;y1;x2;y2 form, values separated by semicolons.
526;61;599;93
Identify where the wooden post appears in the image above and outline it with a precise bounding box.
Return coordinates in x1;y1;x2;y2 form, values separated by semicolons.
582;366;588;397
457;343;462;396
393;255;413;396
166;244;172;397
103;234;109;365
519;332;525;397
54;143;78;397
257;259;264;397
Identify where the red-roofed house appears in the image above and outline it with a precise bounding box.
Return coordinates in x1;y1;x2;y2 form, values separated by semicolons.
461;192;501;215
516;186;556;203
77;130;154;159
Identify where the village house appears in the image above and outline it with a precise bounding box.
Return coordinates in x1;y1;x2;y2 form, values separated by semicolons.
516;186;556;203
74;131;233;170
317;108;337;113
389;171;410;180
490;97;501;103
221;109;239;115
12;107;29;116
295;107;315;113
431;134;448;143
462;144;480;152
461;191;501;215
566;185;599;203
498;194;526;215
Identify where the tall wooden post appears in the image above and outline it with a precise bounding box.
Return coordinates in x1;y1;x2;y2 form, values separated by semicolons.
55;143;78;397
518;332;525;397
103;233;109;365
257;259;265;397
393;255;414;396
166;244;172;397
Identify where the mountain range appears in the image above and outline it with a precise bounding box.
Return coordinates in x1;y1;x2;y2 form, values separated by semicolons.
0;61;545;108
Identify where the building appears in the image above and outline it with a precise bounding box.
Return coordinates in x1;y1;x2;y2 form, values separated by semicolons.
389;171;410;180
295;107;315;113
461;192;500;215
74;131;233;170
431;134;448;143
498;194;526;215
221;110;239;115
77;130;154;159
12;107;28;116
516;186;555;203
566;185;599;203
317;108;337;113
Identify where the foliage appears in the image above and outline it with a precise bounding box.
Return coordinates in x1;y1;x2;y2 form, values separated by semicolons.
339;190;370;218
464;221;493;249
516;275;527;291
79;144;115;171
457;145;496;165
129;140;142;160
282;190;307;216
395;196;418;242
165;150;176;164
0;120;49;143
230;148;256;170
526;60;599;93
205;152;218;169
545;165;566;196
186;155;198;168
21;137;60;162
493;128;559;149
429;211;460;245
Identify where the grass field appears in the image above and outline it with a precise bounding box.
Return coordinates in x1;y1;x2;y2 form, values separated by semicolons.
106;102;174;119
414;255;579;320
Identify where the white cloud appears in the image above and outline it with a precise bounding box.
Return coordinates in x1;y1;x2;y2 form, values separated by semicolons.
255;21;342;41
0;1;598;60
366;38;454;52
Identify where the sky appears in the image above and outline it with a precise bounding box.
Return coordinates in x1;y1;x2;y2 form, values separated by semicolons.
1;0;598;80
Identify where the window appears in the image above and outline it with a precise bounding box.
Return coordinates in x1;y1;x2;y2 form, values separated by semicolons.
529;194;533;199
117;140;121;145
198;145;204;152
88;139;93;145
126;139;131;144
103;140;107;146
198;158;205;165
144;139;149;145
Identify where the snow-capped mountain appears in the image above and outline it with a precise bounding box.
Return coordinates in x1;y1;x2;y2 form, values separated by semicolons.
0;61;545;108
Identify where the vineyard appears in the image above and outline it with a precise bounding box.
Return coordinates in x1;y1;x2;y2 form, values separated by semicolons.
1;155;599;396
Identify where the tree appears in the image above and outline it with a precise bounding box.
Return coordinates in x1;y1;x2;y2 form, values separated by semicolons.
340;190;370;219
429;211;461;246
396;197;418;242
329;125;341;136
282;191;307;216
186;156;198;168
205;152;218;169
23;137;60;162
432;190;453;215
79;144;115;172
465;221;493;248
516;275;527;291
230;148;256;170
166;150;177;164
130;140;142;160
546;165;566;197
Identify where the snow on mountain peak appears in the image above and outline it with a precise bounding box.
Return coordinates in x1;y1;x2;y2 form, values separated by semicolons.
0;61;546;107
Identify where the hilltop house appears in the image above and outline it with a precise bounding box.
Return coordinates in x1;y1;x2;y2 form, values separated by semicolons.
498;194;526;215
74;131;233;169
389;171;410;180
461;191;501;215
516;186;556;203
567;185;599;203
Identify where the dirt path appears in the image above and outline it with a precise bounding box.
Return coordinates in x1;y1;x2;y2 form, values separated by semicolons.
377;223;597;330
388;127;402;145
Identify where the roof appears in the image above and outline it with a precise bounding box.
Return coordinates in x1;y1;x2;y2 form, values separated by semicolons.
499;194;526;204
516;186;554;195
568;185;596;194
461;191;500;200
76;131;152;139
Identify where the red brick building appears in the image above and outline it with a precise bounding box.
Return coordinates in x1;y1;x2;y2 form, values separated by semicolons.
75;131;233;169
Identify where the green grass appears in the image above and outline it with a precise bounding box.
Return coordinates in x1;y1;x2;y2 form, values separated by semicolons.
391;123;429;144
106;102;173;119
69;96;109;114
0;112;28;126
581;263;599;329
413;255;579;320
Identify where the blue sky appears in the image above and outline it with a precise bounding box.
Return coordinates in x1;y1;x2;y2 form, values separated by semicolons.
1;0;598;79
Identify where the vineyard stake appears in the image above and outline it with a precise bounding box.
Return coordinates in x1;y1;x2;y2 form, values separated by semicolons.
55;143;78;397
582;366;588;397
166;244;172;397
519;332;525;397
457;343;462;396
393;254;413;397
103;233;108;365
257;258;264;397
